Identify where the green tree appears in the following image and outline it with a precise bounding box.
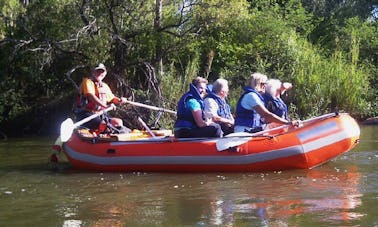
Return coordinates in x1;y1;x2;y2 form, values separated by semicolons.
0;0;376;136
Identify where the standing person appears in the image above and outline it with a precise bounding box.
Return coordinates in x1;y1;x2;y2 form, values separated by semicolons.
174;77;223;138
264;79;292;120
234;73;297;133
204;78;234;135
74;63;129;133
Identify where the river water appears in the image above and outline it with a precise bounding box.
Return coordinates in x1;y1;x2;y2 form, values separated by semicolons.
0;125;377;226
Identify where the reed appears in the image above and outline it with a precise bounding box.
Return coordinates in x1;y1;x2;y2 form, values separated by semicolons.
289;33;370;118
158;55;200;127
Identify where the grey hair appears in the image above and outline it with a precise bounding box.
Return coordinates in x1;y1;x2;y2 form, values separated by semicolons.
266;79;282;97
212;78;228;94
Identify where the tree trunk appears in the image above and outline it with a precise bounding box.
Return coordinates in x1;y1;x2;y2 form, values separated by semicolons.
154;0;163;78
203;50;215;78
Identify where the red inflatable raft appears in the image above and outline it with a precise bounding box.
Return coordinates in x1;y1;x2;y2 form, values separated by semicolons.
51;112;360;172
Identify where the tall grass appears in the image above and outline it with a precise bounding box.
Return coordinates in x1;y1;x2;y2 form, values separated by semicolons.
157;54;200;128
289;32;370;118
156;31;372;129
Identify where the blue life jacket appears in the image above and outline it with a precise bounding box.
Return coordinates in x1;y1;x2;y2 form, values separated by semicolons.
234;86;265;128
174;84;204;129
206;91;233;120
263;93;288;120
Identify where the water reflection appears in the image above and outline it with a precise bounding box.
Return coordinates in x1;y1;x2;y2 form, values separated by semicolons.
197;165;364;226
57;164;364;226
1;126;377;226
245;168;361;225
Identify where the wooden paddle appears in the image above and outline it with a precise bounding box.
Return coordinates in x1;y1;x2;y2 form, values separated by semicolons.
125;100;176;115
216;112;337;151
60;105;115;142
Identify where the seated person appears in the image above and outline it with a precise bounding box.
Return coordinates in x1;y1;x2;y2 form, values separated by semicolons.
264;79;292;120
74;63;130;134
234;73;297;133
204;78;234;135
174;77;223;138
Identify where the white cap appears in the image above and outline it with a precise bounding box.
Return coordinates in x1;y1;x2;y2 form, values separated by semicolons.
94;63;106;71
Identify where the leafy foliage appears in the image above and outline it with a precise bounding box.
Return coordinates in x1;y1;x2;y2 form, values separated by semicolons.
0;0;377;135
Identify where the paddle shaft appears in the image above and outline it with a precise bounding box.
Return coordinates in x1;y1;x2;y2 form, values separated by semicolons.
60;105;116;142
217;112;338;151
125;100;176;115
251;112;337;137
74;105;115;127
301;112;337;124
224;112;337;139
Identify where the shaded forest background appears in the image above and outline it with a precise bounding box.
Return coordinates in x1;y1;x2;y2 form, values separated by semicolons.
0;0;377;137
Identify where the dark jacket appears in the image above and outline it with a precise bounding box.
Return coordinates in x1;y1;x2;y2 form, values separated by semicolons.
263;93;289;120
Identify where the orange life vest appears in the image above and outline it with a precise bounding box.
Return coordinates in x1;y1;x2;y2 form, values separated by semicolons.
75;79;108;112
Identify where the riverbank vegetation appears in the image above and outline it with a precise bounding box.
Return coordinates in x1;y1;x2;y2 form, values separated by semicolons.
0;0;377;136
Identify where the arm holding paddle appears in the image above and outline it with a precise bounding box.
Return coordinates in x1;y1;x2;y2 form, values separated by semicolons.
112;96;128;105
254;104;300;127
86;92;127;108
234;73;301;134
74;63;130;131
60;104;116;142
59;63;176;145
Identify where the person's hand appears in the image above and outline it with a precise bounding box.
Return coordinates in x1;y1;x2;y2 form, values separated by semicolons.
114;97;127;105
119;97;128;104
204;118;213;126
289;120;301;127
282;82;292;90
227;119;235;126
280;82;293;95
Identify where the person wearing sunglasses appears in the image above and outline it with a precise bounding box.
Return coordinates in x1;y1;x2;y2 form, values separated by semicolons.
234;73;297;133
